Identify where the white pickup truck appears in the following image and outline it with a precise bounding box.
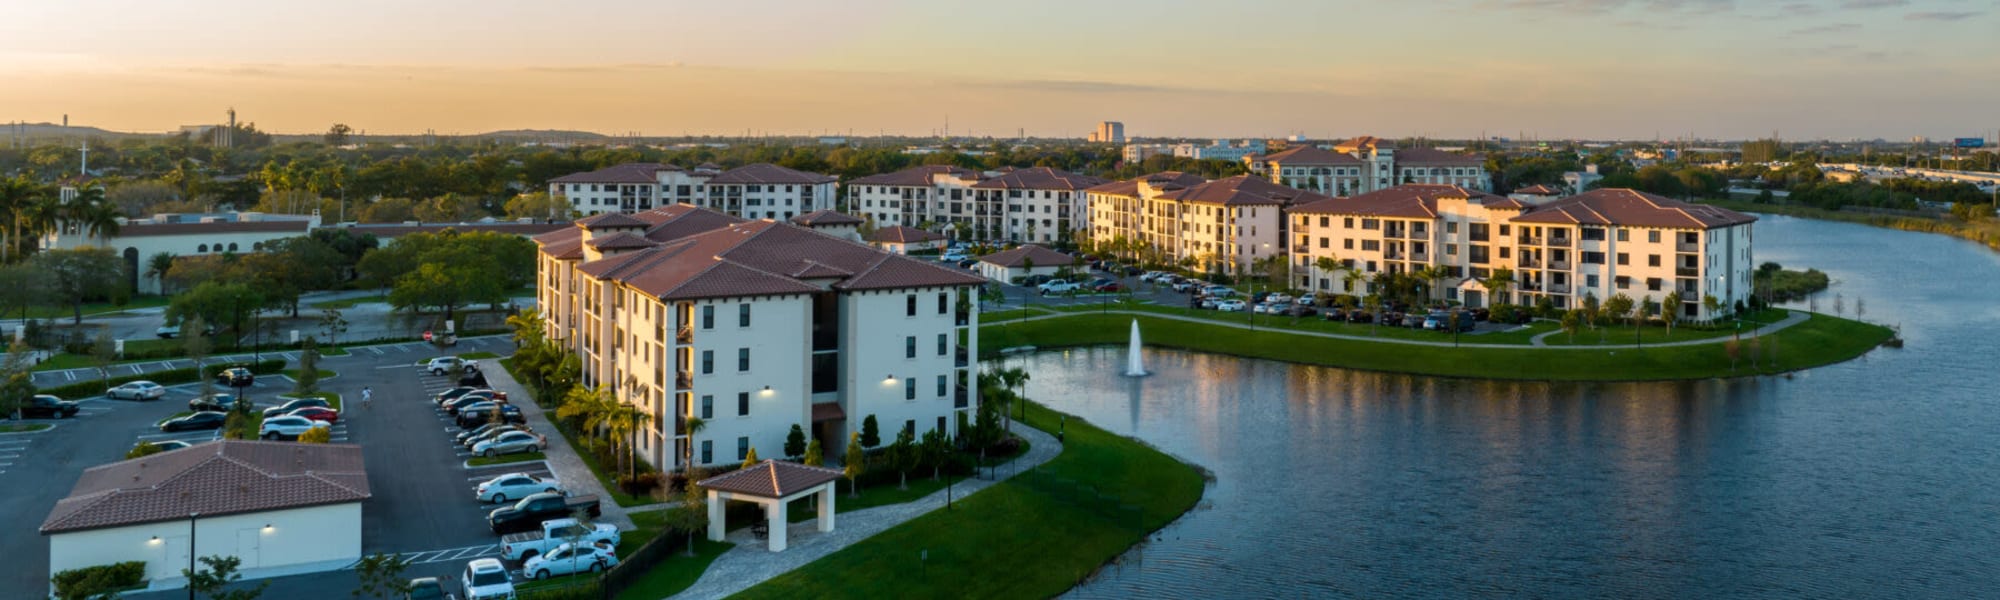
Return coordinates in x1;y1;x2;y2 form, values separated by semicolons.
500;517;622;561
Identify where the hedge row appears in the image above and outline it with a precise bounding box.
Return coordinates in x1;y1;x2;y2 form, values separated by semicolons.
45;359;287;400
51;561;146;600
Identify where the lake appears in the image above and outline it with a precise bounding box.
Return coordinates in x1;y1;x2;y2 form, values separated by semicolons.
1016;215;2000;599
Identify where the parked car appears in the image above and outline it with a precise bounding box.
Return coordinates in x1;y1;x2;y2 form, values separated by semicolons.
406;577;457;600
215;367;255;388
190;393;248;413
460;558;514;600
444;393;505;415
106;381;166;401
1203;286;1239;298
262;398;332;419
435;386;490;405
1346;310;1375;323
1037;280;1080;295
1401;313;1426;328
1322;308;1347;321
161;411;229;432
1121;265;1145;277
1172;280;1200;292
426;357;476;376
522;542;618;580
1287;304;1319;317
21;394;78;418
1268;293;1294;305
457;423;531;447
1216;300;1247;312
500;517;619;562
457;404;525;429
488;492;601;534
472;431;547;458
955;258;979;269
154;323;213;339
258;416;330;440
287;406;341;424
476;472;563;504
1422;312;1450;330
1093;282;1124;293
1017;274;1054;287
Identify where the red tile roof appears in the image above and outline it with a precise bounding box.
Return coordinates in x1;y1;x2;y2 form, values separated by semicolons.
118;220;312;237
789;210;864;226
537;205;746;261
968;167;1110;191
1513;184;1563;195
1154;175;1328;207
1289;184;1510;218
346;223;567;239
698;460;845;499
1334;136;1389;152
577;212;651;230
42;441;369;534
577;220;982;301
1084;171;1208;198
1260;146;1361;165
1510;189;1757;229
708;163;837;185
586;231;658;251
867;226;943;244
549;163;679;184
978;244;1074;268
849;165;980;187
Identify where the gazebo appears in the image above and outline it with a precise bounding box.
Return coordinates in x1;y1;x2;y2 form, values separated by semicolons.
700;460;845;552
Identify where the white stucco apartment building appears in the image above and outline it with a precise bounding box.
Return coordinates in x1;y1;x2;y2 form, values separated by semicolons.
1085;173;1327;275
40;441;368;594
1247;144;1491;196
1287;185;1756;318
548;162;838;220
845;166;1107;245
535;206;983;471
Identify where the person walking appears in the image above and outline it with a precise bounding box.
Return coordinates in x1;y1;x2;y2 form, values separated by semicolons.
362;386;373;410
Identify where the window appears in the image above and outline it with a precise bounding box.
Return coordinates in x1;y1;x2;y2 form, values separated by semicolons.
936;375;947;398
701;306;714;329
1343;217;1354;228
1361;219;1379;230
737;437;749;460
904;420;916;436
1582;227;1606;241
1615;276;1630;289
906;294;917;316
906;336;917;358
701;395;713;419
1446;243;1458;256
700;351;713;374
1647;254;1662;267
1446;222;1459;234
1586;274;1599;288
701;440;712;464
938;416;948;434
1582;251;1606;264
1344;239;1355;250
1617;253;1629;266
1617;229;1629;242
1649;230;1662;243
1647;278;1664;291
937;293;948;314
738;303;751;327
1499;225;1510;236
738;392;749;416
905;378;917;400
1361;240;1380;252
737;348;750;371
937;334;948;356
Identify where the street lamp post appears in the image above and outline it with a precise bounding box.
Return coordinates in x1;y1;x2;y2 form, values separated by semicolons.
186;512;199;600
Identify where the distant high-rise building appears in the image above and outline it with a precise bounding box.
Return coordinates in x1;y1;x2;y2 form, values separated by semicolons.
1089;121;1125;144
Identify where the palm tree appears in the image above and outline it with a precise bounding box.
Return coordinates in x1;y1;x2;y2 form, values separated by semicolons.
146;253;177;293
66;185;122;241
1313;256;1340;295
996;366;1030;430
682;415;707;471
505;308;546;346
1481;267;1516;307
556;384;619;465
1419;265;1450;305
0;175;40;263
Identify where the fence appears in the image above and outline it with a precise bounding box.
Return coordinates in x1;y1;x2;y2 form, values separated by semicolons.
598;526;690;600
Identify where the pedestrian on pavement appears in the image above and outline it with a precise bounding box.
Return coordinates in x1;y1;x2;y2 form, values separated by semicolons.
362;386;373;409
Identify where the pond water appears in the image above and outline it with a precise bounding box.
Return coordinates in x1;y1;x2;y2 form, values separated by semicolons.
1018;215;2000;599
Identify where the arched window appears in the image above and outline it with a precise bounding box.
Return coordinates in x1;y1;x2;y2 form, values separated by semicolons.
252;242;262;251
198;244;208;253
227;243;238;252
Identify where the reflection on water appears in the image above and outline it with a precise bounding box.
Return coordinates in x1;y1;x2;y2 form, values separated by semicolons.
1014;216;2000;599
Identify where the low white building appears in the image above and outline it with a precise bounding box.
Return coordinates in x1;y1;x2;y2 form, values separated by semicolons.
866;226;945;255
845;166;1107;244
788;210;864;242
40;441;369;594
548;162;839;220
974;244;1074;284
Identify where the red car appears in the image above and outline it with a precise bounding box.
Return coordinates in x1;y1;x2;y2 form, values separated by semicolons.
1094;282;1124;293
287;406;340;424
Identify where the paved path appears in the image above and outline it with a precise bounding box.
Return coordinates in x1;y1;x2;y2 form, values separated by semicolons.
477;353;637;531
666;419;1063;599
1006;308;1812;350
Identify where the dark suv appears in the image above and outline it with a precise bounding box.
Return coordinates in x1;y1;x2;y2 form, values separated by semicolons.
21;394;79;419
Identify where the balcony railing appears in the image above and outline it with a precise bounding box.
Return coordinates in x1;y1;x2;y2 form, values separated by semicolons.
675;372;692;391
1677;242;1699;253
1548;283;1572;294
1550;260;1572;270
675;326;693;345
955;345;969;368
1409;252;1430;263
1518;258;1541;269
954;383;970;409
1676;267;1699;277
1519;236;1543;246
1384;251;1404;260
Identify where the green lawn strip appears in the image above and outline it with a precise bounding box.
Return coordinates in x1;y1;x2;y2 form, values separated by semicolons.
611;538;733;600
458;351;501;360
15;296;173;320
732;401;1204;600
29;354;101;372
784;440;1034;523
0;423;53;433
979;312;1891;381
466;452;546;467
281;369;337;380
1542;323;1755;346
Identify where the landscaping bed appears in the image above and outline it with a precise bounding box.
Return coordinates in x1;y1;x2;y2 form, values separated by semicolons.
467;451;546;467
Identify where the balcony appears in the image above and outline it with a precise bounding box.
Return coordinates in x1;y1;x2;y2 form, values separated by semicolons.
1677;242;1699;253
675;372;692;391
1548;237;1572;248
1548;283;1572;294
1384;251;1405;260
1549;260;1572;270
1676;267;1699;277
955;345;969;368
675;326;693;345
1519;236;1543;246
954;383;970;409
1518;258;1542;269
1410;252;1430;263
1519;282;1544;292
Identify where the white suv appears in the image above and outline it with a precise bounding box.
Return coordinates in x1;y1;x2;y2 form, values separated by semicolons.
461;558;515;600
426;357;476;376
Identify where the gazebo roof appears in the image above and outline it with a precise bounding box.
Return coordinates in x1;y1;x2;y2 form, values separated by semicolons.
699;460;844;499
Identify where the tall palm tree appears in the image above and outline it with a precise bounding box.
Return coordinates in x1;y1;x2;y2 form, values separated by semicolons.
996;366;1030;431
505;308;546;346
682;415;707;471
0;176;40;263
146;252;176;293
65;185;122;242
1482;267;1516;307
1421;265;1452;305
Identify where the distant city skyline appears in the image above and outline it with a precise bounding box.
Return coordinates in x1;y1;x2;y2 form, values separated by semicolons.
2;0;1995;140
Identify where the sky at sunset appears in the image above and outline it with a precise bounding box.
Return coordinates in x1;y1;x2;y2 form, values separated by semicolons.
2;0;1995;140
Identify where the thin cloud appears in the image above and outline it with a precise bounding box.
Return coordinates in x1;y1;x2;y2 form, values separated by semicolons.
1905;11;1982;20
1788;22;1862;34
1840;0;1908;8
1479;0;1734;14
968;79;1184;94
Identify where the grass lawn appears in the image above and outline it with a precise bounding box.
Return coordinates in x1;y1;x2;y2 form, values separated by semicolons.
15;296;173;320
0;423;53;433
731;400;1205;599
29;354;101;372
467;452;546;467
978;311;1892;381
459;351;501;360
611;538;734;600
282;369;337;381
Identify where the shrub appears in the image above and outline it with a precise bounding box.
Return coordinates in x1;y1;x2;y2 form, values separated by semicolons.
297;427;332;444
616;472;663;496
126;442;165;459
51;561;147;600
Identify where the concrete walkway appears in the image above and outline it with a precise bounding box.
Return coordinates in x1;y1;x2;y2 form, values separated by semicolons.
478;354;638;531
666;419;1063;599
1008;308;1812;350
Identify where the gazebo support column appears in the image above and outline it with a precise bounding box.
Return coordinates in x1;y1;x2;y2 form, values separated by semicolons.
707;490;726;542
817;485;836;532
766;500;788;552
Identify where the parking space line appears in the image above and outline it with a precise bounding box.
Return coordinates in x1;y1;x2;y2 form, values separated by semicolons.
62;371;74;381
395;345;411;353
369;347;384;355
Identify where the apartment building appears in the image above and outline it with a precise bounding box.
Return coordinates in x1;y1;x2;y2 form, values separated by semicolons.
1247;143;1491;195
547;162;838;220
534;205;983;472
844;166;1107;244
1287;185;1755;319
1086;173;1326;274
1089;121;1125;144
